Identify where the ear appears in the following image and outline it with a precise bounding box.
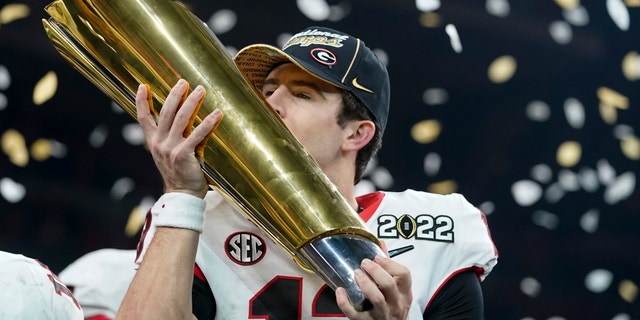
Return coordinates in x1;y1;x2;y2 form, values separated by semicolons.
342;120;375;152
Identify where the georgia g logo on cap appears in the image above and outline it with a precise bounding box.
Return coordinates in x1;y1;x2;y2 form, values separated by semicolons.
310;48;337;66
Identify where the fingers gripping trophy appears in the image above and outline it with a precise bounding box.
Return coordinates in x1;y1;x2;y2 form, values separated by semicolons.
42;0;388;310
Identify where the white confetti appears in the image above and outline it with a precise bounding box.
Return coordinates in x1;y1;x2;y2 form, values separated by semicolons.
549;20;573;45
563;5;589;27
89;125;109;148
297;0;330;21
579;209;599;233
604;171;635;204
578;167;599;193
585;269;613;293
526;100;551;122
416;0;440;12
558;169;580;191
544;182;565;203
606;0;630;31
207;9;237;34
122;123;146;145
423;152;442;176
0;177;26;203
422;88;449;105
445;24;463;53
531;164;553;184
532;210;559;230
563;97;585;129
520;277;542;297
511;180;542;206
485;0;510;17
111;177;135;200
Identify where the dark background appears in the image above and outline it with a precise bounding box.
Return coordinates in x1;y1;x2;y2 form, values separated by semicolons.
1;0;639;319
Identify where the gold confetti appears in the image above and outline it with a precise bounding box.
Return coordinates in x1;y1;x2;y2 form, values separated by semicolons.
621;51;639;81
557;141;581;167
427;179;457;194
124;205;147;237
625;0;640;6
411;119;441;144
33;71;58;105
0;3;30;25
1;129;29;167
419;12;441;28
488;55;517;84
554;0;580;9
620;135;640;160
599;103;618;124
618;279;638;303
30;139;52;161
597;87;629;109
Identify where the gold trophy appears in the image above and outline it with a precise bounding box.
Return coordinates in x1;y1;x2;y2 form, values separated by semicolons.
42;0;383;310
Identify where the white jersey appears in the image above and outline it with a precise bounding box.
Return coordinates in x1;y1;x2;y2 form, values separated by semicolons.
59;248;137;319
139;189;498;319
0;251;84;320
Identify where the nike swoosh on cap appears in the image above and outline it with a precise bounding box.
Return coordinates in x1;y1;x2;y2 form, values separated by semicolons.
352;77;374;94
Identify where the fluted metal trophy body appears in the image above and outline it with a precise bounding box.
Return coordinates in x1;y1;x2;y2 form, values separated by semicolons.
42;0;384;310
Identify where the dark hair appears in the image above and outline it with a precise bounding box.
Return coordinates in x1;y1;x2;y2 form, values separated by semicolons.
337;90;383;184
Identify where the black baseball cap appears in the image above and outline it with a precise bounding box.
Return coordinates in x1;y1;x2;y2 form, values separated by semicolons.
234;26;390;133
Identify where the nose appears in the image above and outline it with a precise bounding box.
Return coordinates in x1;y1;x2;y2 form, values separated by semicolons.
265;85;287;118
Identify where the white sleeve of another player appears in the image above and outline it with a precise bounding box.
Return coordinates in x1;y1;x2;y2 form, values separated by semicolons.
454;194;499;281
0;251;84;320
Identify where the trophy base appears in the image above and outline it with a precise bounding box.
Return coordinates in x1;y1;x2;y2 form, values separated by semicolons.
299;234;385;311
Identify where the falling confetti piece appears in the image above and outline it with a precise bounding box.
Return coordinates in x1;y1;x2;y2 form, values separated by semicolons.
607;0;630;31
419;12;441;28
512;180;542;206
585;269;613;293
554;0;580;9
603;172;635;204
620;135;640;160
423;152;442;176
618;280;638;303
549;20;573;45
207;9;237;34
520;277;542;297
124;196;155;237
297;0;330;21
445;24;463;53
485;0;510;17
33;71;58;105
488;55;517;83
0;3;30;25
427;179;457;194
532;210;559;230
411;119;441;144
30;138;53;161
579;209;600;233
563;97;585;129
1;129;28;167
0;177;26;203
416;0;441;12
621;51;640;81
597;87;629;109
557;141;581;167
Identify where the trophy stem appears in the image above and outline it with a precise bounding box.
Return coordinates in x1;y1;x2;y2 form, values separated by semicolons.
298;234;385;311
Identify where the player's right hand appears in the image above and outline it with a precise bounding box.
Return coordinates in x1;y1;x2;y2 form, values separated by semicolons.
135;79;222;198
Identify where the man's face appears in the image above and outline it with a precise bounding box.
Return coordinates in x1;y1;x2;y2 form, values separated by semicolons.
261;63;347;171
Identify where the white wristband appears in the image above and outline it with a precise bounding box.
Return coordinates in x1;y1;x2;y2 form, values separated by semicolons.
152;192;206;232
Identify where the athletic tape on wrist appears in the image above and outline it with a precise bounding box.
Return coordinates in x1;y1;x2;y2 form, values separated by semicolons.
152;192;206;232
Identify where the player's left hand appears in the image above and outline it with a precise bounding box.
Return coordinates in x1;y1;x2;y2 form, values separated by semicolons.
336;243;413;320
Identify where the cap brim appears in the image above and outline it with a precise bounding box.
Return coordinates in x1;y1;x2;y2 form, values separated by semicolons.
233;44;347;92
